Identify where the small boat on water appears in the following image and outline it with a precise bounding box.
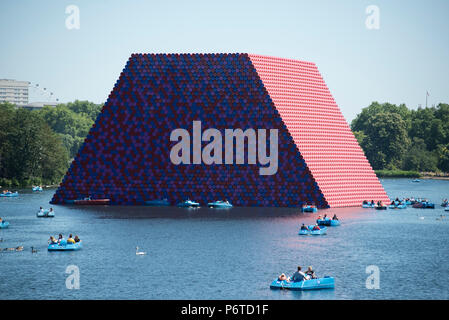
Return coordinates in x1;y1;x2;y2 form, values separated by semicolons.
270;277;335;290
0;221;10;229
65;198;110;205
298;225;327;235
317;218;340;226
362;203;375;208
145;199;170;206
445;207;449;212
48;240;82;251
412;179;421;183
0;191;18;197
301;206;317;213
412;201;435;209
375;205;387;210
177;199;200;208
37;209;55;218
208;200;233;208
32;186;43;192
388;203;407;209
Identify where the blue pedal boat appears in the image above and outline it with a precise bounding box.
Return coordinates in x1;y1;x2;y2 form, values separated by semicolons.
0;221;10;229
48;240;82;251
362;203;375;208
270;277;335;290
177;200;200;208
145;199;170;206
32;186;43;192
0;192;18;197
37;209;55;218
317;218;340;226
208;200;233;208
298;225;327;235
388;203;407;209
301;206;317;213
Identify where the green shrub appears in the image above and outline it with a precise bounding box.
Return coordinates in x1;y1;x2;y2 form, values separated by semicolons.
375;170;421;178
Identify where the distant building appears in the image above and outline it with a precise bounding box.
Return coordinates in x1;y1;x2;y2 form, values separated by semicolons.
0;79;30;106
21;101;58;110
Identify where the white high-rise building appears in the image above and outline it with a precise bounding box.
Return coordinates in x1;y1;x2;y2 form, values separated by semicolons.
0;79;30;106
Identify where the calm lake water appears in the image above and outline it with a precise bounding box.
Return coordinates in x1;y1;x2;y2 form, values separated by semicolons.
1;178;448;300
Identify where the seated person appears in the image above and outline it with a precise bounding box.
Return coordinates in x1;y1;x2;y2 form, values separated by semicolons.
49;236;57;244
74;235;80;243
305;266;317;279
67;234;75;244
300;224;308;230
278;273;288;281
290;266;309;282
323;214;328;220
312;224;321;231
0;217;2;223
371;200;375;205
57;234;64;244
391;200;395;205
332;214;338;220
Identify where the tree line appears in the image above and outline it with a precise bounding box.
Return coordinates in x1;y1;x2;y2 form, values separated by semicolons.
0;100;102;187
352;102;449;173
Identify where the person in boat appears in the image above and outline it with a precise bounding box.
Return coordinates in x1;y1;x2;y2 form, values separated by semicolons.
74;235;80;243
57;234;64;244
305;266;317;279
0;217;2;223
310;202;316;208
278;273;288;281
49;208;54;214
390;200;396;205
323;214;328;220
67;234;75;244
371;200;375;205
312;224;321;231
290;266;309;282
362;200;367;205
49;236;57;244
332;214;338;220
300;224;308;230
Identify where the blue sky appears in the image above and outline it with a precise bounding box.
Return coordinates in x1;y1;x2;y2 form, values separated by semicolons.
1;0;448;121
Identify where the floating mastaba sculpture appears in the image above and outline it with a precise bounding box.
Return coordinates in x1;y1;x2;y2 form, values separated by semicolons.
51;53;390;208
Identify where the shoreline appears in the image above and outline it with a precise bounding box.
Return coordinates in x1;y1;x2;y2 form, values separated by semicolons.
375;170;449;180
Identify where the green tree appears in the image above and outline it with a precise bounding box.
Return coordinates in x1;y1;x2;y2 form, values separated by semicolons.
351;102;411;133
359;112;409;170
38;103;100;158
436;143;449;172
0;103;69;185
402;138;438;171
